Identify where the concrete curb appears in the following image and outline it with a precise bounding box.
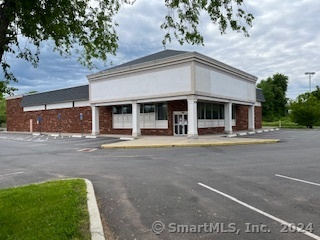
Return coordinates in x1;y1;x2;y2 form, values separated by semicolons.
72;135;83;138
84;179;105;240
101;139;280;149
238;132;247;136
85;136;97;139
226;128;280;138
120;137;135;141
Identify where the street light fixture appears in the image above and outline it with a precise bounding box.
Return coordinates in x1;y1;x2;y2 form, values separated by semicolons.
305;72;315;93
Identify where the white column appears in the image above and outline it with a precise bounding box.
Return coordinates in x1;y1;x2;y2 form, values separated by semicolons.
187;99;198;138
224;102;232;134
91;106;100;135
248;104;255;131
132;101;141;138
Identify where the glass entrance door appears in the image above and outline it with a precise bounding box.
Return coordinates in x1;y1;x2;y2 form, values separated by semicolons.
174;112;188;135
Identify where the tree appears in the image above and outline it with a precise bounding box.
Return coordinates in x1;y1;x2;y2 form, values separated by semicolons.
290;94;320;128
311;85;320;100
257;78;275;121
0;0;254;94
257;73;288;121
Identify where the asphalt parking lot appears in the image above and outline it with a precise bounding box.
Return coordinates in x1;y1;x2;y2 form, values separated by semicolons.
0;132;121;151
0;130;320;240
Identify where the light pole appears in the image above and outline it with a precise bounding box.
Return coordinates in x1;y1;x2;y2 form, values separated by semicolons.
305;72;315;93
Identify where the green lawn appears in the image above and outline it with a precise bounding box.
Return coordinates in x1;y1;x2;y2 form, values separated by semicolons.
262;120;305;128
0;179;90;240
263;118;319;129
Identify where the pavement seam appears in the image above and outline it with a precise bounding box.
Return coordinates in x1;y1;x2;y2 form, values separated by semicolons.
84;179;105;240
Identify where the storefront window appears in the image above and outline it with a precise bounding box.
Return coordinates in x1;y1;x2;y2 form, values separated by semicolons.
122;105;132;114
219;105;224;119
232;104;236;119
113;105;132;114
156;102;168;120
197;102;205;119
197;102;225;119
213;104;219;119
143;104;155;113
113;105;123;114
206;103;213;119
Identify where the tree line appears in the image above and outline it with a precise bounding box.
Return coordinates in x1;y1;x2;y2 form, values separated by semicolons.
258;73;320;128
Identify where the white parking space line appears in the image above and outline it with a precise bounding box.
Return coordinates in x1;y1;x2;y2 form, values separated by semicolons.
23;136;33;140
198;182;320;240
0;171;24;177
275;174;320;187
77;148;98;152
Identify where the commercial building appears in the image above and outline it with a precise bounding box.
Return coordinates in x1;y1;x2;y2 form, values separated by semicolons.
6;50;265;137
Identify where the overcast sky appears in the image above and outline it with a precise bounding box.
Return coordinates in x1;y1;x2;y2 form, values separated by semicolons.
4;0;320;100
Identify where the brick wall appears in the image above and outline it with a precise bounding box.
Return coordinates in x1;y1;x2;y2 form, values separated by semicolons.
7;97;92;133
198;127;225;135
235;105;249;131
234;105;262;131
255;106;262;129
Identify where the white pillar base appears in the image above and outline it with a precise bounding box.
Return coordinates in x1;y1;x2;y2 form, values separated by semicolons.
187;133;199;139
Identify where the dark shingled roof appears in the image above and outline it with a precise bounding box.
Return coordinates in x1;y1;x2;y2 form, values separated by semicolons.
106;49;189;71
21;85;89;107
256;88;265;102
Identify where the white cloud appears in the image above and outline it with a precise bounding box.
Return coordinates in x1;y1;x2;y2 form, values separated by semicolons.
3;0;320;99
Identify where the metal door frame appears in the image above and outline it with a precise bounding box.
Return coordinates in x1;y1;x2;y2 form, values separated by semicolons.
173;111;188;136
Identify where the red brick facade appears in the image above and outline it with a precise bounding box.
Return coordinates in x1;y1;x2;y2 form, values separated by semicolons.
233;105;263;131
255;106;262;129
6;97;92;133
235;105;249;131
6;97;262;135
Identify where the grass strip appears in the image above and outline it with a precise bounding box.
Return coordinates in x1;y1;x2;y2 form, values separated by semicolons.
0;179;90;240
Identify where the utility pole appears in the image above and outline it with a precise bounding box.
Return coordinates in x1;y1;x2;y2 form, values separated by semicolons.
305;72;315;129
305;72;315;93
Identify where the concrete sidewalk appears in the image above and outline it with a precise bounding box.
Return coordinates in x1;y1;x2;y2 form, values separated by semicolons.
101;129;280;149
